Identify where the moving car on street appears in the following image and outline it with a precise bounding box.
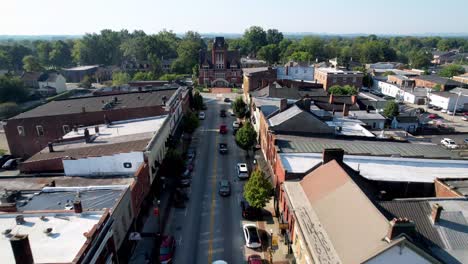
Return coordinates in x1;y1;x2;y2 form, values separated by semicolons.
218;180;231;196
159;235;176;264
219;143;228;154
441;138;457;149
198;112;205;120
233;121;240;130
236;163;249;179
219;124;228;134
243;224;262;249
220;109;227;117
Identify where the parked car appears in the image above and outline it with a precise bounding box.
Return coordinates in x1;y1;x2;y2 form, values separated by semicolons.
187;148;196;160
0;155;13;167
243;224;262;249
447;110;453;115
219;143;228;154
181;169;191;179
240;199;261;220
219;124;228;134
198;112;206;120
178;178;191;187
433;106;442;111
159;235;176;264
428;113;438;119
441;109;448;113
441;138;458;149
220;109;227;117
360;87;369;92
247;255;263;264
462;116;468;121
236;163;249;179
218;180;231;196
464;138;468;144
427;104;434;109
233;121;240;130
224;98;231;103
2;159;18;170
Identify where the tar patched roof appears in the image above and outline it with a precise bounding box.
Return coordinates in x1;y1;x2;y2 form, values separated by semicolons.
10;89;176;119
0;212;103;263
275;135;457;159
377;198;468;263
283;160;392;263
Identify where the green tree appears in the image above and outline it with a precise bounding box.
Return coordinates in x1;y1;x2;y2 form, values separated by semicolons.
243;169;273;209
193;91;204;111
0;102;20;119
257;44;280;64
159;73;185;82
159;148;185;178
49;40;72;67
439;64;465;78
0;76;29;103
232;97;247;118
132;71;156;81
432;84;442;92
22;55;43;72
171;31;205;74
235;122;257;153
243;26;267;56
182;111;199;134
266;29;283;45
79;75;95;89
35;41;52;66
328;85;358;95
112;72;131;86
383;101;399;118
289;51;312;63
408;50;432;68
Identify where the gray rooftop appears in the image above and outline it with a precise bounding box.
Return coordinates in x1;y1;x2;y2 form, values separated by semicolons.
275;135;457;159
439;179;468;196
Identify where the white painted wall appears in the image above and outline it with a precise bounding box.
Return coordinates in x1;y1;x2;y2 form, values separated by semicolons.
429;93;468;111
63;152;144;176
377;81;402;98
364;243;432;264
277;66;314;81
110;187;133;249
38;74;67;93
146;117;171;184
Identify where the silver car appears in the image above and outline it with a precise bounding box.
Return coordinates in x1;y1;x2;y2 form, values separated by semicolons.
243;224;262;249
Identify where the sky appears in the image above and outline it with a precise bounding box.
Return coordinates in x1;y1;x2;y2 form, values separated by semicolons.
1;0;468;35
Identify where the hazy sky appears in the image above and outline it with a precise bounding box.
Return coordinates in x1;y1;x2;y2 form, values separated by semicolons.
2;0;468;35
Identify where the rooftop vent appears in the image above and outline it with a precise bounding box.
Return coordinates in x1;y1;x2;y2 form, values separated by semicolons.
43;228;53;236
40;216;48;221
2;228;12;236
15;215;25;225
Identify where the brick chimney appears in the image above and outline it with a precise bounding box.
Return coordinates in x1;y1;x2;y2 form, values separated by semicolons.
47;142;54;153
431;203;443;224
74;200;83;213
329;94;334;104
322;148;344;164
386;218;416;241
0;203;17;212
280;98;288;112
84;128;90;143
10;234;34;264
351;95;357;105
285;66;289;76
343;103;349;117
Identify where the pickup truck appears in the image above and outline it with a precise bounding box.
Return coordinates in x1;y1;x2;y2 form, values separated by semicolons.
219;143;228;154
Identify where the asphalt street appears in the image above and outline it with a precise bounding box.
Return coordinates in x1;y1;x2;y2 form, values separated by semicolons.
167;95;253;264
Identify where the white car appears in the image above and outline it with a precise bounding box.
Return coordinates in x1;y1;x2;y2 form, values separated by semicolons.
462;116;468;121
441;138;457;149
198;112;205;120
237;163;249;179
233;121;240;129
441;109;448;113
243;224;262;249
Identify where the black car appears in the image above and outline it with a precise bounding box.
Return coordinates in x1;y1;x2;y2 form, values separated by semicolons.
224;98;231;103
2;159;18;170
219;180;231;196
220;109;227;117
240;199;261;220
219;143;228;154
0;155;13;167
178;178;191;187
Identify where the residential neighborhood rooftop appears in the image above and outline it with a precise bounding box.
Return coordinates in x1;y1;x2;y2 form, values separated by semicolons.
63;65;100;71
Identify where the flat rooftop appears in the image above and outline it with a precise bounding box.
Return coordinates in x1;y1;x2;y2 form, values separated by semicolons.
0;212;103;263
63;65;99;71
279;152;468;183
316;67;362;75
326;118;375;137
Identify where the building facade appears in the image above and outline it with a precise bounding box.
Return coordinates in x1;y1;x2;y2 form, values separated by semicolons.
314;67;363;90
198;37;242;87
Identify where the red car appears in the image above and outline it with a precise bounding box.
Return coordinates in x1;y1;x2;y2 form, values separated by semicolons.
159;235;175;264
219;124;228;134
428;113;438;119
248;254;263;264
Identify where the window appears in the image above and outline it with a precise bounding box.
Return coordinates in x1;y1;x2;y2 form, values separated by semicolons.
62;125;70;134
123;162;132;168
333;78;337;83
353;77;356;83
36;125;44;136
17;126;25;136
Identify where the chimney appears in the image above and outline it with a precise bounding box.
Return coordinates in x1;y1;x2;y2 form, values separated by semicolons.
10;234;34;264
94;126;100;134
113;96;118;103
285;66;289;76
81;106;86;113
104;115;110;125
15;215;25;225
162;96;167;106
48;180;56;187
343;104;349;117
47;142;54;153
329;94;335;104
351;95;357;105
84;128;90;143
73;125;78;132
386;218;416;241
280;98;288;112
301;98;311;112
431;203;443;224
138;87;142;92
322;148;344;164
73;200;83;213
0;203;17;212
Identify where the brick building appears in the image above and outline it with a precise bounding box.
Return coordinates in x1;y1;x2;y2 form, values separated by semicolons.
242;67;277;100
314;67;363;90
413;75;466;91
198;37;242;87
5;87;189;158
434;178;468;198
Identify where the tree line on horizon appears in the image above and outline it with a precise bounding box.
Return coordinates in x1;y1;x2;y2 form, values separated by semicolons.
1;26;468;78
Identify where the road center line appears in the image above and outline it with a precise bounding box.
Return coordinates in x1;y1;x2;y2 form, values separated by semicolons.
207;130;219;263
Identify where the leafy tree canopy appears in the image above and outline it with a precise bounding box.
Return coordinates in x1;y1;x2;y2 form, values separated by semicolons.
383;100;399;118
112;72;131;86
182;111;199;134
244;169;273;209
232;97;247;118
328;85;358;96
439;64;465;78
235;122;257;151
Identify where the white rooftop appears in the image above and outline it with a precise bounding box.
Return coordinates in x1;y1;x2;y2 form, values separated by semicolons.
63;115;168;140
0;212;103;263
326;118;375;137
316;67;361;74
279;152;468;183
64;65;99;71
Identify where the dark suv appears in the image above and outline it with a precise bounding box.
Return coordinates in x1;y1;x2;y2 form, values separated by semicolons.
220;109;227;117
240;199;261;220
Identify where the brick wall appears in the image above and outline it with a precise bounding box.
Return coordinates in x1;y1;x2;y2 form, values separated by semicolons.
130;163;151;218
20;157;64;173
5;105;166;158
434;179;463;198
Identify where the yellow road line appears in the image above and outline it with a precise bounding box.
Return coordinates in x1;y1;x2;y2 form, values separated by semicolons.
207;134;219;263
